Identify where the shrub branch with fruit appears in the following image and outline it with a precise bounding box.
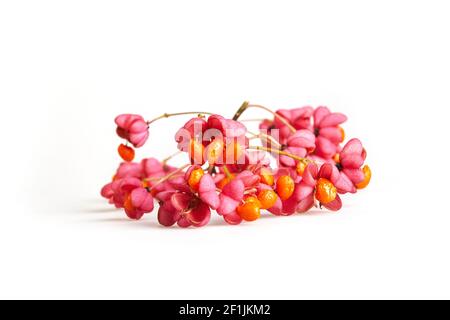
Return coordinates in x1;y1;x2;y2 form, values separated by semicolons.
101;101;371;227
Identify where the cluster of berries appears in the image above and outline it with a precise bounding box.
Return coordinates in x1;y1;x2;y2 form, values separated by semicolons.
101;102;371;227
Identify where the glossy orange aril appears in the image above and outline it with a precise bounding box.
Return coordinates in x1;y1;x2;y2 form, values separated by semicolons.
217;175;234;189
276;175;295;201
244;195;261;205
118;144;135;162
206;138;224;165
339;126;346;143
123;193;134;212
296;161;307;176
356;165;371;189
237;197;261;221
333;153;340;163
315;178;337;204
188;168;205;192
259;168;274;186
257;190;278;209
189;139;205;165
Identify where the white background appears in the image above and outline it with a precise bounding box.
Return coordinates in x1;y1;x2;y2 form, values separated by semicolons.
1;0;449;299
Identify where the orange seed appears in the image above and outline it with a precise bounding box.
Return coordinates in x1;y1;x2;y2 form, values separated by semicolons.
315;178;337;204
118;144;135;162
237;197;261;221
257;190;278;209
356;165;371;189
188;168;205;192
276;175;295;201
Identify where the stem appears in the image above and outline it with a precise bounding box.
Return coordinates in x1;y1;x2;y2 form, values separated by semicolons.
147;164;190;188
232;101;250;121
247;131;282;149
249;146;310;163
232;102;296;133
147;112;215;125
162;151;183;164
207;165;216;175
244;188;257;195
239;118;267;123
223;165;233;179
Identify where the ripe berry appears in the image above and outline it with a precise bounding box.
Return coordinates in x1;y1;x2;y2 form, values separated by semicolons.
257;190;278;209
339;126;346;143
356;165;371;189
315;178;337;204
259;168;274;186
237;197;261;221
206;138;224;165
296;161;307;176
123;193;134;212
189;139;205;165
333;153;340;164
244;195;262;206
188;168;204;192
217;175;234;189
141;180;149;189
118;144;135;162
276;175;295;201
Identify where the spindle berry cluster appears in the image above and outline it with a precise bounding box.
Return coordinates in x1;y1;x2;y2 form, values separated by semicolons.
101;102;371;227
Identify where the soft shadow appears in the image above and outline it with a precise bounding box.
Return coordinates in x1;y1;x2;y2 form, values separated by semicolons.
207;217;251;228
299;209;330;216
87;215;167;229
78;207;119;214
82;198;106;205
90;216;128;223
71;197;120;214
75;198;336;229
259;209;329;219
